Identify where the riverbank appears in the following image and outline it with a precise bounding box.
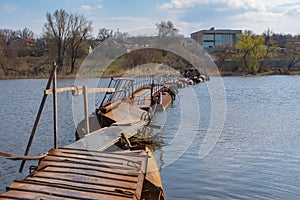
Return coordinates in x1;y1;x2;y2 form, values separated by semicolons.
1;68;300;79
220;69;300;76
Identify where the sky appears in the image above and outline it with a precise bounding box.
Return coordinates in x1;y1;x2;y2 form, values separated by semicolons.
1;0;300;37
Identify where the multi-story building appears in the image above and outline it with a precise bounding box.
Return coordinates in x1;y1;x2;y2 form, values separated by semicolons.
191;28;242;49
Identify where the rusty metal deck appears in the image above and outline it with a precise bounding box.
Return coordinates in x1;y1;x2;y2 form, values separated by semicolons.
68;120;149;151
0;148;148;200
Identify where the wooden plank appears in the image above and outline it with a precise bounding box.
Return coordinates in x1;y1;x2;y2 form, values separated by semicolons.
0;190;72;200
48;149;141;166
0;151;47;160
88;88;116;93
3;147;148;200
25;175;137;193
42;166;138;183
38;161;140;177
45;87;115;95
58;148;148;160
42;155;141;172
7;181;132;200
58;148;149;161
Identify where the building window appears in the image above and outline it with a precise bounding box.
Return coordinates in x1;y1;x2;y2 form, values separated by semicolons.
223;34;233;47
215;34;223;46
204;42;214;48
203;34;214;41
214;34;234;47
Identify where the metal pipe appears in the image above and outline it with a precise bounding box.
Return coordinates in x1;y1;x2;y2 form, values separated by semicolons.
53;66;58;149
150;80;154;105
83;86;90;135
131;80;134;98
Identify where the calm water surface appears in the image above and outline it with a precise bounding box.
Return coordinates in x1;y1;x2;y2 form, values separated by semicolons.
0;76;299;199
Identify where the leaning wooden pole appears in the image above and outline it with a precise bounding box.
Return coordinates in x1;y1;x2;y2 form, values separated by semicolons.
19;62;57;173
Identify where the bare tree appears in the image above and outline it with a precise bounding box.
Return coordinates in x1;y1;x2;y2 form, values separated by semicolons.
285;36;300;71
156;20;178;37
19;28;35;39
113;29;129;40
68;14;92;74
0;29;24;76
2;29;18;45
258;29;274;72
0;30;8;76
44;9;71;73
97;28;113;42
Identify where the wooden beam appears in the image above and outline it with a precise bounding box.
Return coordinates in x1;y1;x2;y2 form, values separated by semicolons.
87;88;116;93
45;87;115;95
0;151;48;160
45;86;80;94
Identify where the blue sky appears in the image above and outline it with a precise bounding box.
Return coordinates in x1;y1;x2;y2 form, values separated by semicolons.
1;0;300;37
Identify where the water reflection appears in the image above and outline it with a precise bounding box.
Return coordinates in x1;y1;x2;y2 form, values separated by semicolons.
157;76;300;199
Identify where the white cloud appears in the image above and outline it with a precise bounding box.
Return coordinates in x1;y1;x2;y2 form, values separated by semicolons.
175;20;204;35
80;5;93;11
91;16;161;36
233;10;282;22
158;0;300;12
224;0;265;11
158;0;268;10
158;0;205;9
79;4;102;11
157;0;300;34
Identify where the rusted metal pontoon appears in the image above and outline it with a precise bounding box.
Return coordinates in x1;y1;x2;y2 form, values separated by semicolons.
0;147;165;200
76;77;177;140
182;68;210;84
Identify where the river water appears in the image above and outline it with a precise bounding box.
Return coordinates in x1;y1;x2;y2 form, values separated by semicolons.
0;76;299;199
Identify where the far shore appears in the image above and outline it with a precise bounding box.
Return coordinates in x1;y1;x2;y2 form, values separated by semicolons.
1;69;300;80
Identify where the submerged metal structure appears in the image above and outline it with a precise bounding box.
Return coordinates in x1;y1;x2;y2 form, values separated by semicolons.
0;59;209;199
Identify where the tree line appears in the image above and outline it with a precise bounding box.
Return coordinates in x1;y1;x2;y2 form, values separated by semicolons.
214;30;300;75
0;8;299;77
0;8;181;78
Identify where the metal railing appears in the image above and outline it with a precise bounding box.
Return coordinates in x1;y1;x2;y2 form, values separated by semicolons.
100;75;178;107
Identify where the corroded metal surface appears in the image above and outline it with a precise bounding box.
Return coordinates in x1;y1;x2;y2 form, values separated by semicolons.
102;101;148;125
0;148;148;200
68;120;149;151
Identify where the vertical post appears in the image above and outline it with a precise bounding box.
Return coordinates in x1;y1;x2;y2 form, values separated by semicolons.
53;65;58;149
150;80;154;105
160;91;163;105
83;86;90;135
131;80;134;98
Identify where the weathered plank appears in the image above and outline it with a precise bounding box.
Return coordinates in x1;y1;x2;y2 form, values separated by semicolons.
1;148;148;200
44;86;116;94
